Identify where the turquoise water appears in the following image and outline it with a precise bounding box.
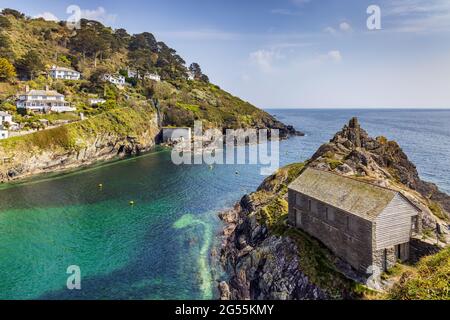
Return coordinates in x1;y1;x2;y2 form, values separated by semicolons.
0;109;449;300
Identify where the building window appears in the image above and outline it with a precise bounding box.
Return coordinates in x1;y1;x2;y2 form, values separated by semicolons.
325;207;329;220
346;216;350;230
308;199;312;212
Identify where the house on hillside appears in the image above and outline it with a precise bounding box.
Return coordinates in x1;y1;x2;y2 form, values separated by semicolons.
0;128;8;140
89;98;106;106
102;74;126;86
187;71;195;81
144;73;161;82
288;168;422;274
162;127;192;143
49;66;81;80
127;68;161;82
16;86;76;113
0;111;19;130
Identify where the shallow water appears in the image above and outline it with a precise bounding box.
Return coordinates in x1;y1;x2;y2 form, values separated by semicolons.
0;109;448;299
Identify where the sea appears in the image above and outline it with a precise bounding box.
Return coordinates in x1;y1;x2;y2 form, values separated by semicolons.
0;109;449;299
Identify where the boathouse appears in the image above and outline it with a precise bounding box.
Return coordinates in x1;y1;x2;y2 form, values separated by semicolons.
288;168;421;273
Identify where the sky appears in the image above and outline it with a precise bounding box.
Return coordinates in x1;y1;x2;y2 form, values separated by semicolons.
1;0;450;108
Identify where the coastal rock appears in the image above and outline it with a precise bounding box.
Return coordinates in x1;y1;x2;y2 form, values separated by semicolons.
218;117;450;300
0;110;160;183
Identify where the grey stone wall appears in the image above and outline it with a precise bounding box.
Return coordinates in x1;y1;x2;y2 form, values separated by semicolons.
289;190;374;272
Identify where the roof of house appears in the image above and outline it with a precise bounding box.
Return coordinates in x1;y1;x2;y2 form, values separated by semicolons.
22;90;64;97
51;66;79;73
288;168;420;221
0;111;11;117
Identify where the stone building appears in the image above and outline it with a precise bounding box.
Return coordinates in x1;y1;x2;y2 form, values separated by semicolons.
288;168;421;274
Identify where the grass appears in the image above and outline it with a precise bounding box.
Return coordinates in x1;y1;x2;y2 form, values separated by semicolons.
429;201;448;221
0;103;156;153
388;247;450;300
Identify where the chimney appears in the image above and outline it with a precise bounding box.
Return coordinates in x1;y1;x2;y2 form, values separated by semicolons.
25;85;30;92
45;85;49;92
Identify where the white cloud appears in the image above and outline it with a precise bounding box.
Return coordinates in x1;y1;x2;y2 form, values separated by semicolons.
80;7;117;25
324;22;352;35
327;50;342;62
34;12;59;22
339;22;352;32
324;26;337;35
249;49;282;73
291;0;312;6
386;0;450;33
157;29;238;41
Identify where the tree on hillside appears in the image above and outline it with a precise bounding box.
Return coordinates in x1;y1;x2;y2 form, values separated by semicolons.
0;58;16;81
189;63;209;82
0;15;12;29
112;28;131;51
15;50;44;80
0;34;15;61
129;32;158;52
1;8;25;19
69;19;114;66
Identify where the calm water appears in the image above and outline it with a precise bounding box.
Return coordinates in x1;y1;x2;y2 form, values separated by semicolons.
0;109;449;300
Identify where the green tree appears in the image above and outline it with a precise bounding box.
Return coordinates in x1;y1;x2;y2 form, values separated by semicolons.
0;57;16;81
15;50;44;80
0;15;12;29
0;34;15;60
1;8;25;19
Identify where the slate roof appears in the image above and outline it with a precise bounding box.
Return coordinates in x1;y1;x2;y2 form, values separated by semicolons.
288;168;411;221
22;90;64;97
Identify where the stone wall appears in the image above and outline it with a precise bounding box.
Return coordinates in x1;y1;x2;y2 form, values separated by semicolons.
289;190;373;273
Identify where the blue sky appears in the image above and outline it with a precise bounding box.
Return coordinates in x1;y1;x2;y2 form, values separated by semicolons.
1;0;450;108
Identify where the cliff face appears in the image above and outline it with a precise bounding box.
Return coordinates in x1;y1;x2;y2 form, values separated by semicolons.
0;104;160;182
219;118;449;300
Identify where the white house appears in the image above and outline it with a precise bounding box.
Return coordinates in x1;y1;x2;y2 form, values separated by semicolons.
162;127;192;143
0;111;19;130
89;98;106;106
127;68;161;82
16;86;76;113
0;128;8;140
0;111;13;125
102;74;126;86
144;73;161;82
187;71;195;81
49;66;81;80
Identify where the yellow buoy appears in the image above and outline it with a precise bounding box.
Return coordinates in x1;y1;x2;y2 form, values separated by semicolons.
98;183;103;188
129;201;135;206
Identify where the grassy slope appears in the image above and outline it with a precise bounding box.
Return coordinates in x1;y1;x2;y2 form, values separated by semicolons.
0;14;280;131
0;103;156;155
251;162;449;300
387;247;450;300
247;163;372;299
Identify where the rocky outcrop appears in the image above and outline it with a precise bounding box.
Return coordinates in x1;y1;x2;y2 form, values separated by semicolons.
218;117;450;300
309;117;449;230
0;105;160;182
219;204;327;300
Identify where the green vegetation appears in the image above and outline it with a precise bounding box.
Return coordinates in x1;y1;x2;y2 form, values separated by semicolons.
388;247;450;300
0;58;16;81
0;103;155;153
0;8;281;137
429;201;448;221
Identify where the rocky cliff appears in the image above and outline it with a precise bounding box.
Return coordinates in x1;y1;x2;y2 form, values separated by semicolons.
218;118;449;300
0;103;160;182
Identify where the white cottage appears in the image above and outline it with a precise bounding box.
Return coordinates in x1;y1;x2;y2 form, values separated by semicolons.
103;74;126;86
0;128;8;140
16;86;76;113
89;98;106;106
49;66;81;80
0;111;19;130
